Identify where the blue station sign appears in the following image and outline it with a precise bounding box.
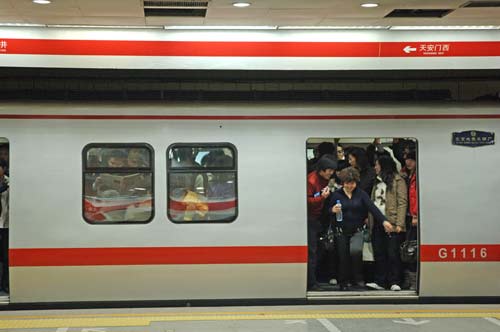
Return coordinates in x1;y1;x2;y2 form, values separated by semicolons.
452;130;495;147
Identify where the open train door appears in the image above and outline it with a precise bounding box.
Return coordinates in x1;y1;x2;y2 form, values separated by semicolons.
305;137;419;299
0;138;9;303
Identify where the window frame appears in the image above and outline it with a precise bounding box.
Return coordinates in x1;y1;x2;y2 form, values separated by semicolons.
82;142;155;225
167;142;238;224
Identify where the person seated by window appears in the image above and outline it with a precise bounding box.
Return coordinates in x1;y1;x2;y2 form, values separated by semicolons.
328;167;389;291
366;155;407;292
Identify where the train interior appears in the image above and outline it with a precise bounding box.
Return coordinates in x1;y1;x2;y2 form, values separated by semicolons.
0;138;8;301
306;137;419;298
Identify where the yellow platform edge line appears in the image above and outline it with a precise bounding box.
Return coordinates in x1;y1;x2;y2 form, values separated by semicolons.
0;312;499;329
0;308;499;320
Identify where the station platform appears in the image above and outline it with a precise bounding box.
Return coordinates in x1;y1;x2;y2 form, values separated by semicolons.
0;304;498;332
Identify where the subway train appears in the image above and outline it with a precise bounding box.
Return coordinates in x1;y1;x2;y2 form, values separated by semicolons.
0;101;498;305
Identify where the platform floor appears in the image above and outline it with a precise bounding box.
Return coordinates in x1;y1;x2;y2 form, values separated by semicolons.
0;304;498;332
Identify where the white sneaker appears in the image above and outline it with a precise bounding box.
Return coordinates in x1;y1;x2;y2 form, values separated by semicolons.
366;282;385;290
329;278;338;285
390;284;401;291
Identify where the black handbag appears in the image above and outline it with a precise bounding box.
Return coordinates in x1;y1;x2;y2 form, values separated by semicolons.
400;227;418;263
319;223;335;251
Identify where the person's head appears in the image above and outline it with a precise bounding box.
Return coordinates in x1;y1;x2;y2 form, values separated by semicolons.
338;166;360;193
316;155;337;180
405;150;417;172
127;149;147;167
0;145;8;163
103;149;127;168
347;147;369;170
375;155;397;175
336;144;345;160
375;155;397;188
317;142;336;159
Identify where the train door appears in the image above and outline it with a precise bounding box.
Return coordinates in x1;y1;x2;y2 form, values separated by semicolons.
306;137;418;298
0;139;9;300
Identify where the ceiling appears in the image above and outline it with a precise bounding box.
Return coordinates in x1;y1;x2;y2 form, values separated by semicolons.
0;0;499;28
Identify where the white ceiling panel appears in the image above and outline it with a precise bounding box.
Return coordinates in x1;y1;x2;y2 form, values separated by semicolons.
78;0;144;17
0;0;499;27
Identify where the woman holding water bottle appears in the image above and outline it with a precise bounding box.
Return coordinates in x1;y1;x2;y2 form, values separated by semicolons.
328;167;389;291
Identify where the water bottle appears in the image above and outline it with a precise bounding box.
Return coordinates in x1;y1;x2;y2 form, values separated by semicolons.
336;199;343;222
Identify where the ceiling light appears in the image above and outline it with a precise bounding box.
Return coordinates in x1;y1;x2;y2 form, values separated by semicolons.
33;0;51;4
233;2;251;7
389;25;500;30
278;26;389;30
361;3;379;8
164;25;277;30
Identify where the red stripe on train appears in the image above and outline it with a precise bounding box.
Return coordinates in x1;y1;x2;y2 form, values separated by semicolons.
1;114;500;120
420;244;500;262
1;39;500;57
9;246;308;267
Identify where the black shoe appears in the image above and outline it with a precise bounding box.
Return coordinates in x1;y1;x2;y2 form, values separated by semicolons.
337;284;350;291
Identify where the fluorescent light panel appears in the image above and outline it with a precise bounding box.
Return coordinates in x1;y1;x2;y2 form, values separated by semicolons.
390;25;500;30
278;26;389;30
164;25;277;30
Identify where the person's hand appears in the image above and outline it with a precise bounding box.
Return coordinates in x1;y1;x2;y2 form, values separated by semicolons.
383;221;393;233
395;226;402;233
332;204;341;214
412;216;418;226
320;186;330;199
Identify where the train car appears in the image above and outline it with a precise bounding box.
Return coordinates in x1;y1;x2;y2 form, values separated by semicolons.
0;101;498;305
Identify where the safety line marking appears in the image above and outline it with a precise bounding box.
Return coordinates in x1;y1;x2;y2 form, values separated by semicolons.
0;312;499;329
317;318;342;332
484;317;500;326
0;309;499;320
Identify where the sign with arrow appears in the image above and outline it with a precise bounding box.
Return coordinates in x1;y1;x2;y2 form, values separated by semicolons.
403;46;417;54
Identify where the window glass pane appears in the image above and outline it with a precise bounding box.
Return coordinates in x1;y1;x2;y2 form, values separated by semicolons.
169;147;235;169
86;147;151;169
168;172;236;222
84;172;152;223
167;143;237;223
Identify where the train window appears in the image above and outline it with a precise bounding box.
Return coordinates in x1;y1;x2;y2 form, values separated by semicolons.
167;143;237;223
82;144;154;224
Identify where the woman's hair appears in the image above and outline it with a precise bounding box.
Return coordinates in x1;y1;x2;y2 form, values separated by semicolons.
338;166;360;183
376;155;397;190
348;147;369;171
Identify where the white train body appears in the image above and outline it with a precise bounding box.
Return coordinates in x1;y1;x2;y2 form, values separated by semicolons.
0;102;498;304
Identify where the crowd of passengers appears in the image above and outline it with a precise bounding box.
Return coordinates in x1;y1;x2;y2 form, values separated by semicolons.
307;139;418;292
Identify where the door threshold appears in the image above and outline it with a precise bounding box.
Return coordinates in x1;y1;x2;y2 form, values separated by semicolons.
0;294;9;305
307;289;417;300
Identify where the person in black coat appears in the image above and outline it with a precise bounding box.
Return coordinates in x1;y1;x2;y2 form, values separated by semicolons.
328;167;389;291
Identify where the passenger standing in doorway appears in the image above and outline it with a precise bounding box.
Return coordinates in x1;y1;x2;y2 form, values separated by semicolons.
366;155;407;291
347;147;376;195
401;150;418;290
328;167;389;291
0;145;8;176
307;156;337;291
0;160;8;292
